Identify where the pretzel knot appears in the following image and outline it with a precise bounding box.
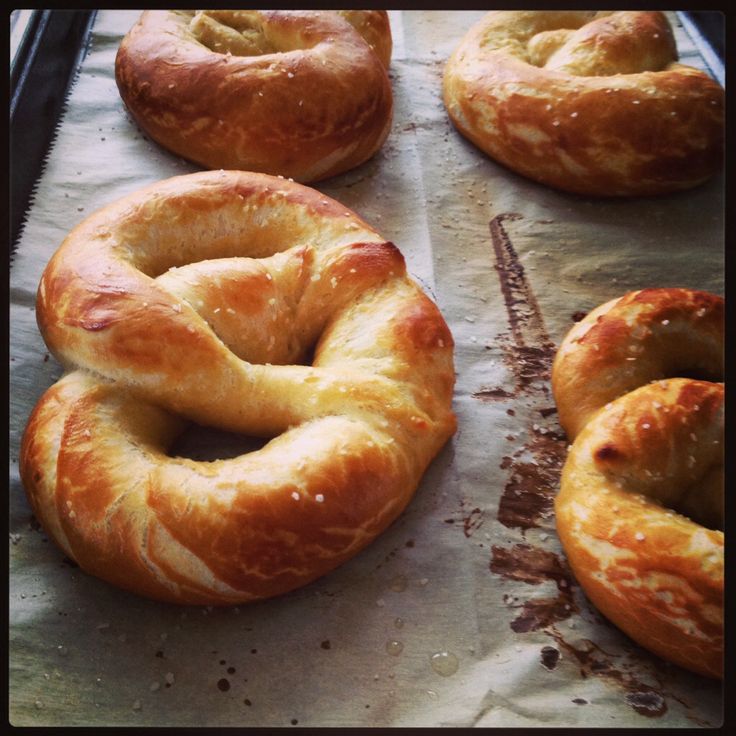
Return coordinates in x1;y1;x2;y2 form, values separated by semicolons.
443;11;724;196
552;289;724;678
20;171;457;605
115;10;393;181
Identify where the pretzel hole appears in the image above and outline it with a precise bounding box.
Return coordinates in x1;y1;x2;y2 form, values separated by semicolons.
189;11;278;56
678;466;724;532
169;422;270;462
665;365;723;383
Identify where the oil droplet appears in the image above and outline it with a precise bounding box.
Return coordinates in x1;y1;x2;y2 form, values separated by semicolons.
394;617;404;630
389;574;408;592
430;651;459;676
386;640;404;656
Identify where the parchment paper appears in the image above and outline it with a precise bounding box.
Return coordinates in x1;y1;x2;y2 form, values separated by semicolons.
9;10;724;727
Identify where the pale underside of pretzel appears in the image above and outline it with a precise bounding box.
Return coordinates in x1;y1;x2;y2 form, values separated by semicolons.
552;288;724;678
115;10;393;181
20;170;457;605
443;11;724;196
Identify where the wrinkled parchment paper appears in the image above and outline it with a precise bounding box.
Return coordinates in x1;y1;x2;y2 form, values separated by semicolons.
9;10;724;727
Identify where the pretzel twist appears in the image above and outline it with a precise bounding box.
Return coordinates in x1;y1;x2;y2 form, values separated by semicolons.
552;289;724;678
115;10;393;181
20;171;457;605
443;11;724;196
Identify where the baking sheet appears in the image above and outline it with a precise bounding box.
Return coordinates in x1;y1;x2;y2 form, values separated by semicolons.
9;10;724;727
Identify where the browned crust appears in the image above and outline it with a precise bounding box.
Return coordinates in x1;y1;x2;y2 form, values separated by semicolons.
21;171;456;605
556;379;723;679
551;288;724;439
443;11;724;196
115;10;393;181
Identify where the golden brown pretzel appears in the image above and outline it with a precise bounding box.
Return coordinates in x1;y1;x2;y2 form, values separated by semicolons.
443;11;724;196
552;289;724;678
115;10;393;181
552;288;724;439
20;170;457;604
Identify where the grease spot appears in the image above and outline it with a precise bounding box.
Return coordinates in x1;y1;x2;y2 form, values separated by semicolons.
540;645;561;670
625;690;667;718
430;651;459;676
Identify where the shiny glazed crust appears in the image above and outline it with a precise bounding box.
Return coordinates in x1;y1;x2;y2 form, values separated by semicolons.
443;11;724;196
20;170;457;604
115;10;393;181
552;289;724;678
552;288;724;439
556;379;723;679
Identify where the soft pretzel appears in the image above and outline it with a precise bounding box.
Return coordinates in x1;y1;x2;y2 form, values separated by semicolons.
552;289;724;678
20;170;456;605
443;11;724;196
552;288;724;439
115;10;393;181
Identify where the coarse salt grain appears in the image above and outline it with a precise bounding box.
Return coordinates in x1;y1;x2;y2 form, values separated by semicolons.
315;494;324;503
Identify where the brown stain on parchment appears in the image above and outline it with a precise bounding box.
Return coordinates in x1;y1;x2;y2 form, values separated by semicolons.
486;214;565;532
490;543;577;633
546;628;670;718
482;214;677;721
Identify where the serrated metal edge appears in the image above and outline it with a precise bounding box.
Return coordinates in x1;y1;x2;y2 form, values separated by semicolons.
11;11;98;268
